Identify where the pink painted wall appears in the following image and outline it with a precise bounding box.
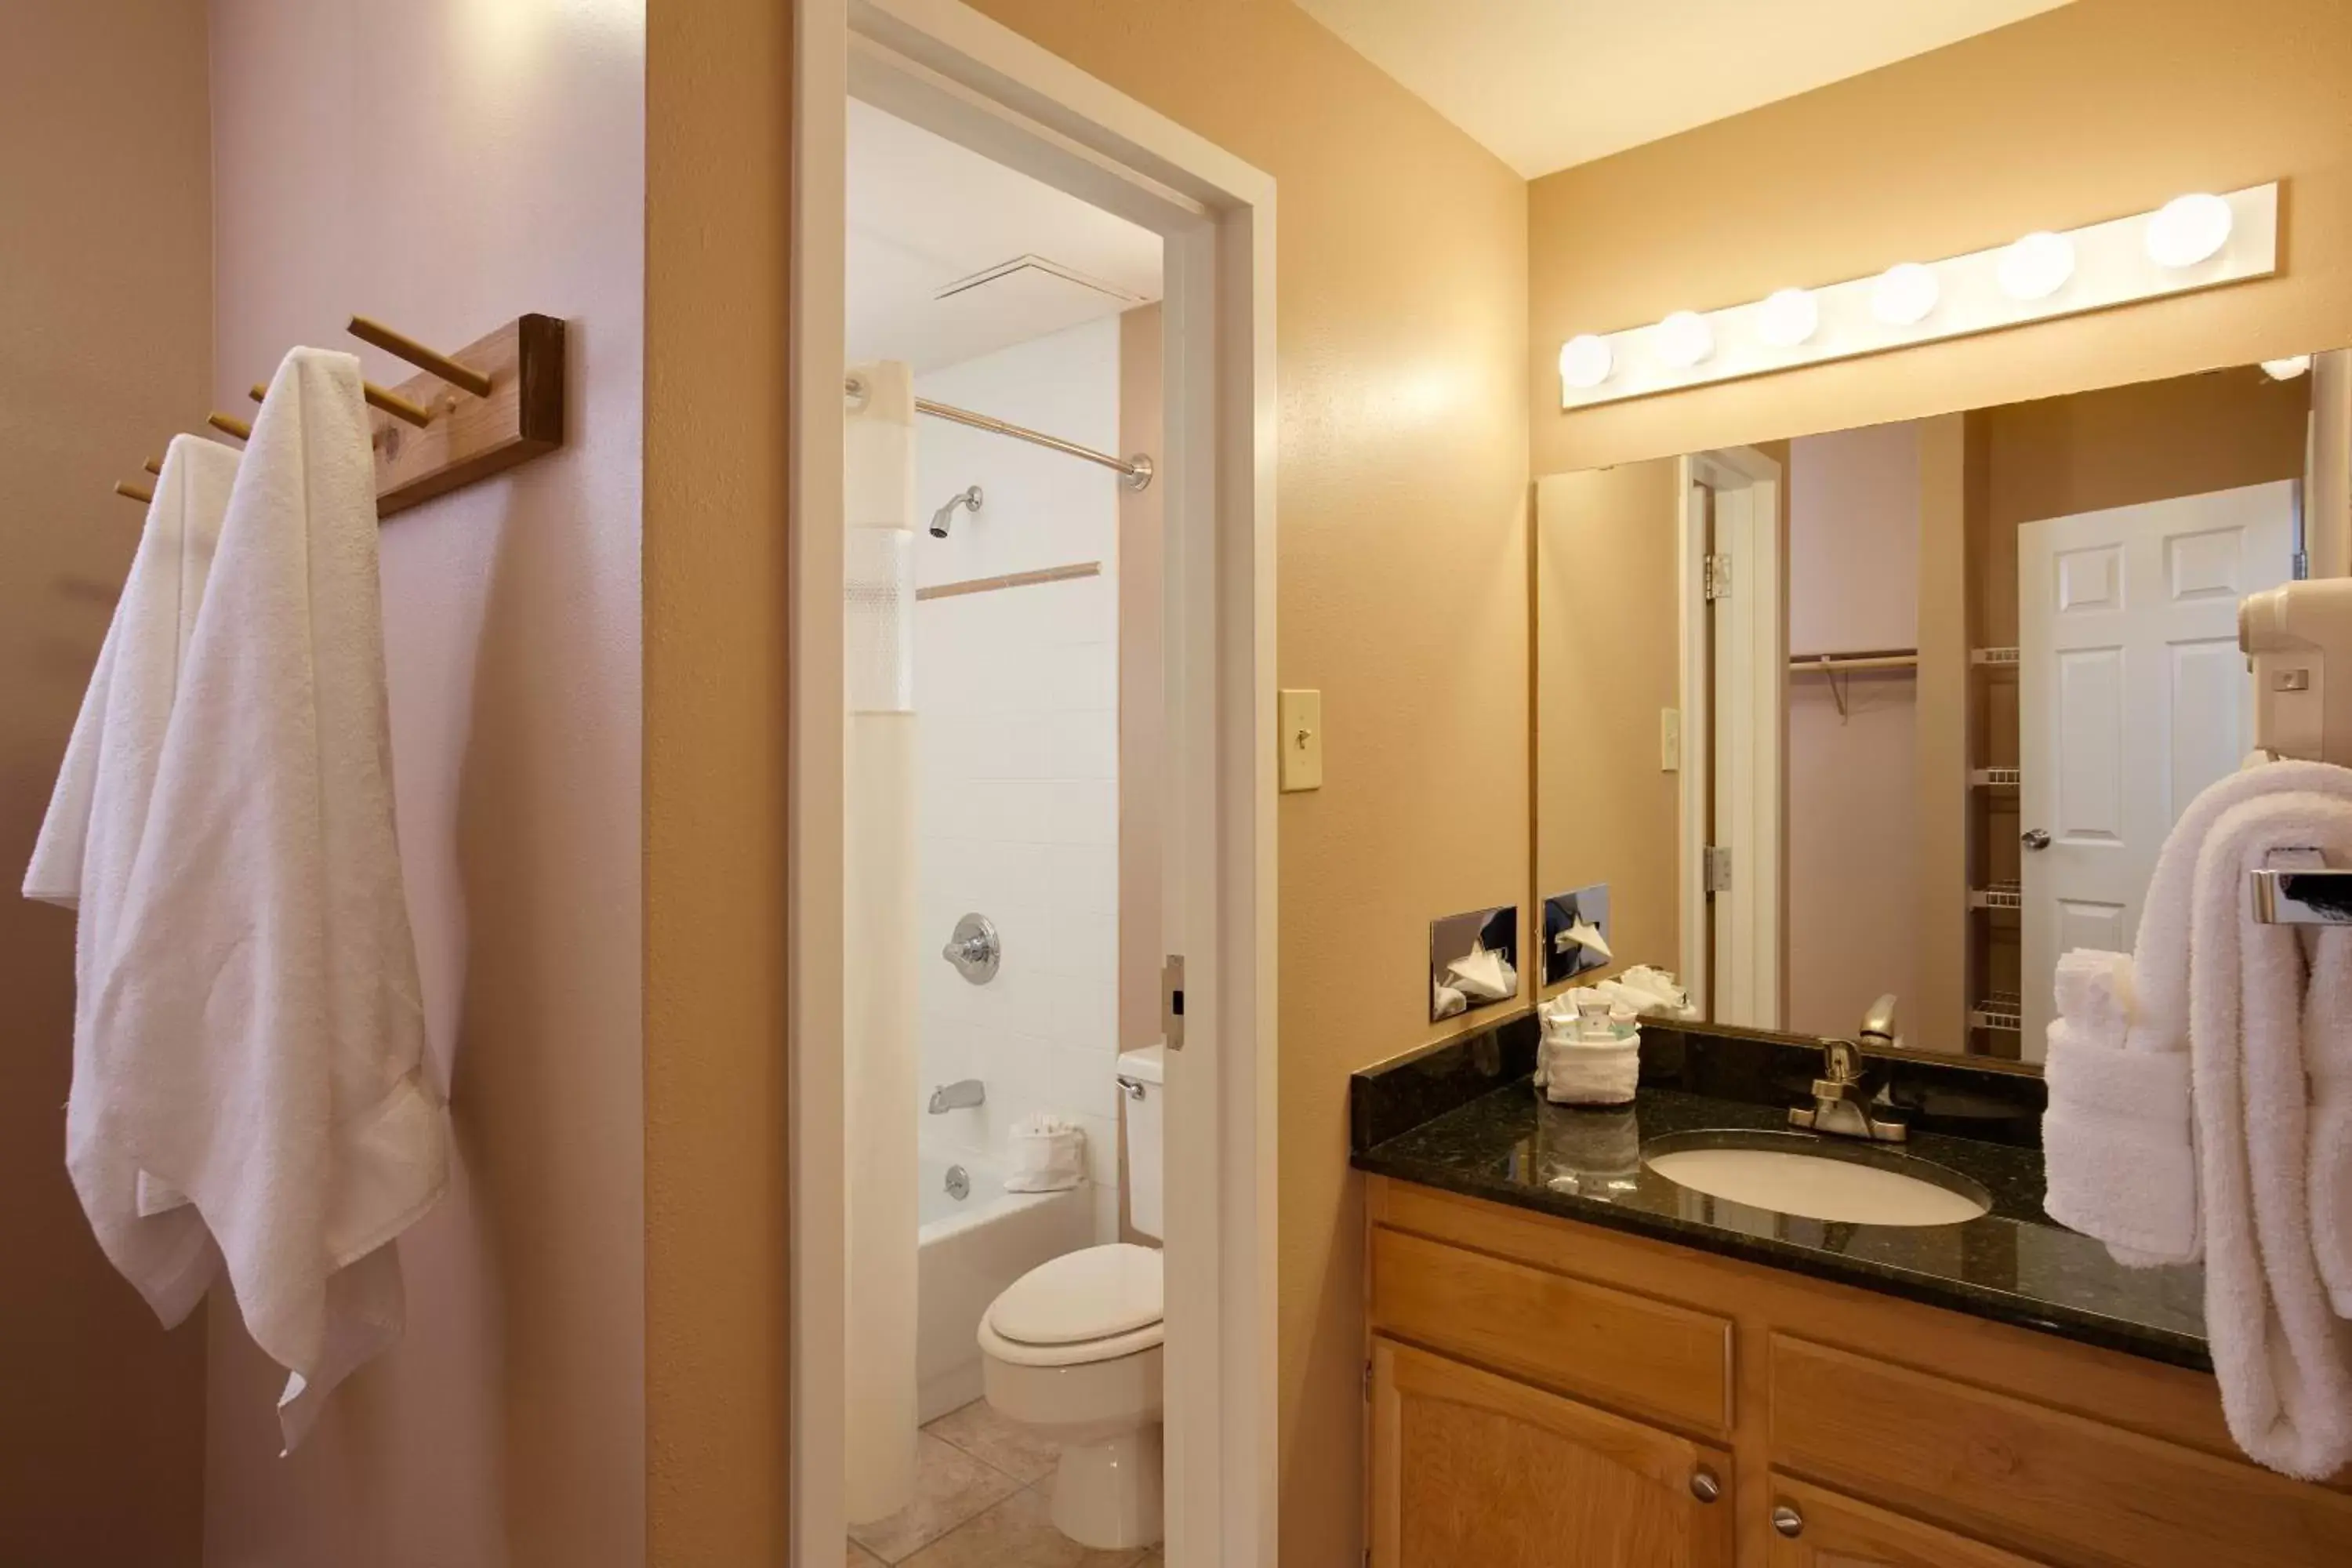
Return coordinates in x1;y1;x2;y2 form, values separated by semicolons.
0;5;212;1561
1787;423;1922;1042
201;4;644;1563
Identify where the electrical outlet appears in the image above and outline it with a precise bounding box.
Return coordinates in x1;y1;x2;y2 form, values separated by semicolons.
1279;689;1323;791
1661;707;1681;771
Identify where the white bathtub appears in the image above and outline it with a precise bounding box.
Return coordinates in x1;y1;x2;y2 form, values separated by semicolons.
916;1151;1095;1421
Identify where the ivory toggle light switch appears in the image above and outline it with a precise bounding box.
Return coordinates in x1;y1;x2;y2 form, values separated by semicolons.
1279;689;1323;792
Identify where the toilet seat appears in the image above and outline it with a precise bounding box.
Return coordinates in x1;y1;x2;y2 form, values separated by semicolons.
981;1243;1163;1367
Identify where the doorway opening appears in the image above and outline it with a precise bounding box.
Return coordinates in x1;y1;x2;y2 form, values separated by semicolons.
792;5;1277;1566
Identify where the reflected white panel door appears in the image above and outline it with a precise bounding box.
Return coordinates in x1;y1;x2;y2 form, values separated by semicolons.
2017;480;2298;1057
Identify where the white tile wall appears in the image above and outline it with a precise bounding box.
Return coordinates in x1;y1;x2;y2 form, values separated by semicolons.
913;318;1123;1242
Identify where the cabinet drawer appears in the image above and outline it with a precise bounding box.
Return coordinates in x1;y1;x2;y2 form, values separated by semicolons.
1370;1225;1731;1435
1769;1334;2352;1568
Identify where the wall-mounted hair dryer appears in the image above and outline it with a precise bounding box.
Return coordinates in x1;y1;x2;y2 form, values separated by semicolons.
2242;578;2352;765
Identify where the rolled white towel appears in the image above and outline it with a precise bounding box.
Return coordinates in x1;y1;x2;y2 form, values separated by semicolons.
2043;1014;2197;1263
1006;1114;1085;1193
2054;949;2135;1040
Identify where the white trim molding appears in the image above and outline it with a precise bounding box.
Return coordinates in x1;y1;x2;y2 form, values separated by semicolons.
1562;182;2281;409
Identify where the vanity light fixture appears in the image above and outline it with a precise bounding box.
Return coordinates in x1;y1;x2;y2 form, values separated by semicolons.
1869;263;1939;327
1755;287;1820;349
1559;333;1613;390
1654;310;1713;369
2263;354;2313;381
1556;182;2281;410
1996;231;2075;300
2145;193;2234;268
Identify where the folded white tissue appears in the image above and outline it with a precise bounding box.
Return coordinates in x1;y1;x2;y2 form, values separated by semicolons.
1006;1114;1087;1192
1533;987;1642;1106
1446;943;1517;1002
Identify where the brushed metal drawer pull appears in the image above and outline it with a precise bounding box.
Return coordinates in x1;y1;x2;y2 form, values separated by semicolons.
1689;1468;1721;1504
1772;1504;1804;1538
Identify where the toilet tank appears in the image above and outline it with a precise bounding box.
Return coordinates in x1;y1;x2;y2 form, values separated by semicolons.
1116;1045;1165;1241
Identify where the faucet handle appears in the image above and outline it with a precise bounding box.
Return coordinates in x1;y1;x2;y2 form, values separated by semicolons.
1822;1038;1864;1085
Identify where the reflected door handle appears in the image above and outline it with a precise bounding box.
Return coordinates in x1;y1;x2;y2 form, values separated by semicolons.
2022;829;2052;851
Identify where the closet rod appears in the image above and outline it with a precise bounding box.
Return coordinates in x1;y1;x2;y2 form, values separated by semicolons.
844;375;1155;492
1788;649;1918;673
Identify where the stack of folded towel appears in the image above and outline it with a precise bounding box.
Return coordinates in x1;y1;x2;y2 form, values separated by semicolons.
2042;760;2352;1480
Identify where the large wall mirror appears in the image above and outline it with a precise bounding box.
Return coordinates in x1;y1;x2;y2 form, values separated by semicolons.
1535;347;2349;1063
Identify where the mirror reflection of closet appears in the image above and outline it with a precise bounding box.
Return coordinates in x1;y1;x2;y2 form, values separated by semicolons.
1534;350;2347;1063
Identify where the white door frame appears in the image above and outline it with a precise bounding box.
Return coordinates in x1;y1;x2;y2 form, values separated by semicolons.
1677;447;1784;1028
792;5;1279;1566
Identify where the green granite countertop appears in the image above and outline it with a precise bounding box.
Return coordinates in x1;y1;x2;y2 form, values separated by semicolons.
1352;1027;2210;1370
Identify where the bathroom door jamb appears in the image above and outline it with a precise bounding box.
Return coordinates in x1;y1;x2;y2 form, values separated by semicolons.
1679;446;1784;1030
793;5;1279;1566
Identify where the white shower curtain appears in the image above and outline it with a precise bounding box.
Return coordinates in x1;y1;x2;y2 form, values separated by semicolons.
844;361;920;1523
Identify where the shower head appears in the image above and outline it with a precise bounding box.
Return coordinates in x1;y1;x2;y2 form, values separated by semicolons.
929;485;983;539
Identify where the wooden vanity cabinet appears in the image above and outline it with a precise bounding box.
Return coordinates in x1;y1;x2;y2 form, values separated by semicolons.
1759;1478;2049;1568
1364;1175;2352;1568
1369;1338;1734;1568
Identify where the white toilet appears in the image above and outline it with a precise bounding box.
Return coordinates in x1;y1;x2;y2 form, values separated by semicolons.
978;1045;1165;1550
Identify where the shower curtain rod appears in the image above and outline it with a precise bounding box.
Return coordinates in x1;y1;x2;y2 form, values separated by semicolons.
844;374;1154;492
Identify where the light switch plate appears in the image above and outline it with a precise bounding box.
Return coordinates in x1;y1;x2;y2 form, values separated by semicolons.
1279;688;1323;792
1660;707;1681;772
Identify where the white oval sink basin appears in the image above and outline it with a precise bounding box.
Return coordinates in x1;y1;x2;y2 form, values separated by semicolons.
1643;1134;1991;1227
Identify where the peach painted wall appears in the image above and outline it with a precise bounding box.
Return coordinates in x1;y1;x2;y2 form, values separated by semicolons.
960;5;1531;1562
201;4;644;1565
1530;0;2352;477
641;0;794;1557
0;5;212;1563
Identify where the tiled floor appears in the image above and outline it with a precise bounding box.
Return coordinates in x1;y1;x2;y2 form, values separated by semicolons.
847;1400;1160;1567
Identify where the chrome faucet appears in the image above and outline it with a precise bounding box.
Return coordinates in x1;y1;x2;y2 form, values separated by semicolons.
1858;993;1900;1050
1789;1037;1908;1143
928;1078;986;1115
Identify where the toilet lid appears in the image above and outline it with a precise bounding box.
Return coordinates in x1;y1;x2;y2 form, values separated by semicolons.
988;1243;1163;1345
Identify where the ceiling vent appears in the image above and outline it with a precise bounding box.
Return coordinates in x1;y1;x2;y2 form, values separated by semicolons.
933;253;1145;306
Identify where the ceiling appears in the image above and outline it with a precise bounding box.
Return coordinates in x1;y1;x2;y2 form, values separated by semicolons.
848;100;1163;372
1294;0;2075;178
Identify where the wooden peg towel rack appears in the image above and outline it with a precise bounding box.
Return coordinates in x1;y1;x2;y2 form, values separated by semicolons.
115;313;565;520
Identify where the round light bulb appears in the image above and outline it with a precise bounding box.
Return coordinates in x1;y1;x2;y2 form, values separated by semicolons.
2262;355;2312;381
1559;333;1613;390
1998;230;2075;300
1654;310;1713;370
2144;193;2234;269
1755;287;1819;349
1870;263;1939;326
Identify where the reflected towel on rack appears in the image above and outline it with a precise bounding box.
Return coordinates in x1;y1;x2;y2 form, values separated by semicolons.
25;435;240;1326
89;348;448;1451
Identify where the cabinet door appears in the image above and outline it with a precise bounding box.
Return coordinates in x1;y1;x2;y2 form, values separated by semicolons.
1369;1338;1733;1568
1764;1477;2049;1568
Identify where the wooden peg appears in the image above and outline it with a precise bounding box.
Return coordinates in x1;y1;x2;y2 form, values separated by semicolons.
347;315;494;398
209;412;252;441
252;373;434;428
116;480;154;503
143;457;162;476
365;382;435;429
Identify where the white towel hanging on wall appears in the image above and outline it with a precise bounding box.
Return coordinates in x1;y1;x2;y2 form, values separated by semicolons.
26;434;241;1327
88;347;448;1450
